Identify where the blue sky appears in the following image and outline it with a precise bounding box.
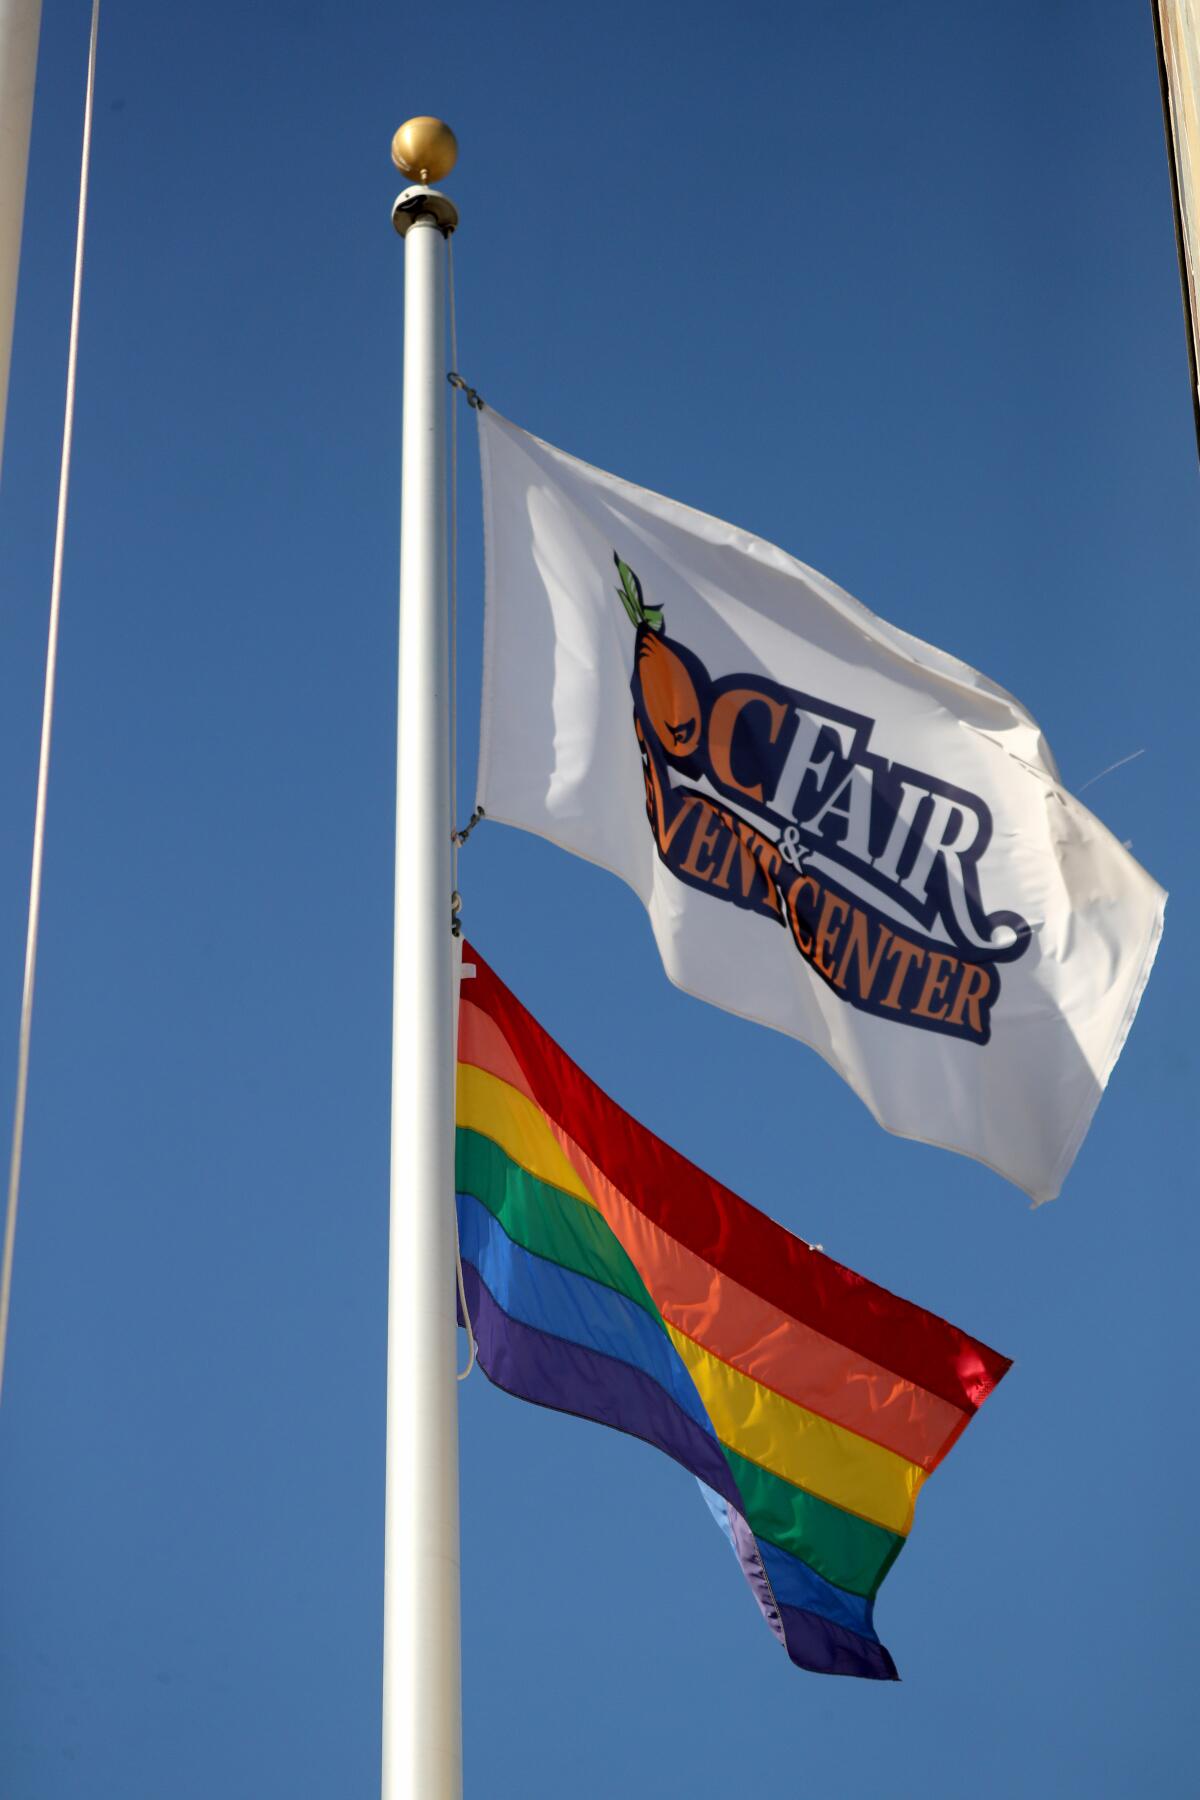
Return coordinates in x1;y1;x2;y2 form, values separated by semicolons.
0;2;1195;1795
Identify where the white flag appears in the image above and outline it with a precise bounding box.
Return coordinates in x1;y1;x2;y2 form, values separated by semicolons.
476;409;1164;1205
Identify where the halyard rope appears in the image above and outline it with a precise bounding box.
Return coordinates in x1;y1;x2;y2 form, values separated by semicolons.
0;0;102;1402
446;238;476;1381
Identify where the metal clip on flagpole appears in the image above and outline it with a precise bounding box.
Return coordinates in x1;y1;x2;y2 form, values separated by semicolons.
383;116;462;1800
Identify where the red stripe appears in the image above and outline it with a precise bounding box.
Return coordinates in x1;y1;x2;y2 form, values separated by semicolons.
459;943;1010;1414
460;996;968;1470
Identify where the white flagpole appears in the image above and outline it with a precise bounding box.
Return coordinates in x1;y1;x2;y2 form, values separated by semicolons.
0;0;41;480
382;118;462;1800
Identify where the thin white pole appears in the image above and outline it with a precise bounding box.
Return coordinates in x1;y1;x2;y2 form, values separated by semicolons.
381;169;462;1797
0;0;99;1402
0;0;42;480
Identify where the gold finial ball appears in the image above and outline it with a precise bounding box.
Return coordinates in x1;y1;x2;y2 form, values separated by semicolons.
391;117;458;185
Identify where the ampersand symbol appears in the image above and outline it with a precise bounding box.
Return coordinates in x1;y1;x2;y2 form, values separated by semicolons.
778;824;809;872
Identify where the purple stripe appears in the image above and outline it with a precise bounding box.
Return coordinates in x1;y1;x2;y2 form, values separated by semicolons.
725;1503;786;1648
777;1603;900;1682
462;1261;742;1510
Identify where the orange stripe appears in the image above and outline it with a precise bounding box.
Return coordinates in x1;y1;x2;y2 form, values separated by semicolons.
458;1011;967;1472
552;1122;966;1475
460;997;538;1103
461;944;1009;1412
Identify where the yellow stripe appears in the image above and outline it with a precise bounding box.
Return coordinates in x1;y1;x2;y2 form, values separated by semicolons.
456;1064;595;1210
459;1062;923;1534
666;1324;926;1536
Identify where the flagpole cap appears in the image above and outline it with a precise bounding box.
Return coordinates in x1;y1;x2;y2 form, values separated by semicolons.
391;117;458;184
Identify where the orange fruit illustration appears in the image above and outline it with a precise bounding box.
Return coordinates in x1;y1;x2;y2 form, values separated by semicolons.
636;630;702;757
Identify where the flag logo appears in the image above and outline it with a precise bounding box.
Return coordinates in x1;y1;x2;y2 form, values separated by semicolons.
616;553;1032;1047
476;406;1164;1200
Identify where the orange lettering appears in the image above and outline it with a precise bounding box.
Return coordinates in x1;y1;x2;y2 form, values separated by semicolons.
709;687;788;803
712;830;740;891
723;817;783;918
731;828;763;900
946;961;992;1034
679;803;727;881
752;835;785;920
880;936;925;1009
913;950;957;1021
834;909;892;997
785;874;821;954
813;891;850;979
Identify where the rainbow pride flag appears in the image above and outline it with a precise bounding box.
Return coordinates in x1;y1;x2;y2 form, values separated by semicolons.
456;943;1011;1681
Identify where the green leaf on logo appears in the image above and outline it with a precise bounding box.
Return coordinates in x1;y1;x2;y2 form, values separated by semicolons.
614;551;666;635
616;585;641;627
615;555;641;606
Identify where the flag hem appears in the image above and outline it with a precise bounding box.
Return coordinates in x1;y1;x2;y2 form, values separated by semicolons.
474;404;501;822
1032;886;1167;1208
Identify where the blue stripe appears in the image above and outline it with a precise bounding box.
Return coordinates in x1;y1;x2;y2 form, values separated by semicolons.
456;1189;714;1438
460;1261;744;1512
757;1535;880;1642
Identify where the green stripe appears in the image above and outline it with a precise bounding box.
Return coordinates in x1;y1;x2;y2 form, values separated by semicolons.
455;1129;665;1333
722;1446;906;1600
457;1126;904;1601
